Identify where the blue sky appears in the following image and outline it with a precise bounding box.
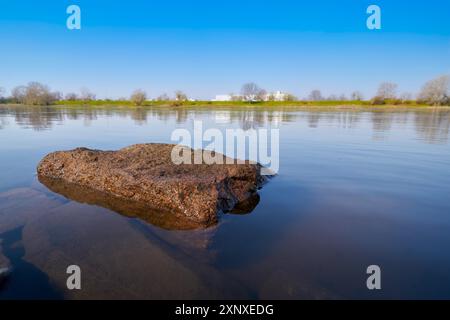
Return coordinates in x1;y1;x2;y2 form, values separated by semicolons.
0;0;449;99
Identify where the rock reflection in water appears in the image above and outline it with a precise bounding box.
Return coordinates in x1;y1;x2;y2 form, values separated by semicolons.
0;186;250;299
38;176;259;231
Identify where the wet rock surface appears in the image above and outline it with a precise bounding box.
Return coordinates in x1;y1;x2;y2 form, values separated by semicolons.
37;144;267;228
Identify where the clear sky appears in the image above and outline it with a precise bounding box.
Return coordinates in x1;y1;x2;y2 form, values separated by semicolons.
0;0;449;99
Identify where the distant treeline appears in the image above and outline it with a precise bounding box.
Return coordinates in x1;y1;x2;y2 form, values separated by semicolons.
1;75;449;106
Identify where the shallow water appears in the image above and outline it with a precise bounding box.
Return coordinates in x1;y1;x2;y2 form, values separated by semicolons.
0;105;450;299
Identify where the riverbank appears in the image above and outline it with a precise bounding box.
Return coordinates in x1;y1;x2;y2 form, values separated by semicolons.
2;102;450;112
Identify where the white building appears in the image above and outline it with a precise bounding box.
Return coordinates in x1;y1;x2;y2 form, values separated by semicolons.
212;94;234;101
212;91;290;102
264;91;289;101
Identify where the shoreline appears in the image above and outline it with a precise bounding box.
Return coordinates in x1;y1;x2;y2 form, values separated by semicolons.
1;103;450;112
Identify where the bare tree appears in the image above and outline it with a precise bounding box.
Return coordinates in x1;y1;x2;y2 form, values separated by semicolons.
376;82;398;99
80;87;96;101
175;90;188;102
11;86;27;103
308;89;323;101
65;92;79;101
257;89;267;101
0;87;5;104
24;82;45;105
156;93;170;101
241;83;265;101
130;89;147;106
12;82;59;105
351;91;364;101
418;75;450;105
327;94;338;101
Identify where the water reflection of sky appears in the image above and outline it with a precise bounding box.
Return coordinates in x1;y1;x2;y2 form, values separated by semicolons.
1;106;449;144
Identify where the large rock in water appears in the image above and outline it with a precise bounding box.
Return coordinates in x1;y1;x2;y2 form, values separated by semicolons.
37;144;267;228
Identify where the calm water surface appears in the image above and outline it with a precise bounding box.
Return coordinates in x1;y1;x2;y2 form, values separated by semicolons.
1;105;450;299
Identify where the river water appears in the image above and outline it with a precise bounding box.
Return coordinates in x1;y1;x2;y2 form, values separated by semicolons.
0;105;449;299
